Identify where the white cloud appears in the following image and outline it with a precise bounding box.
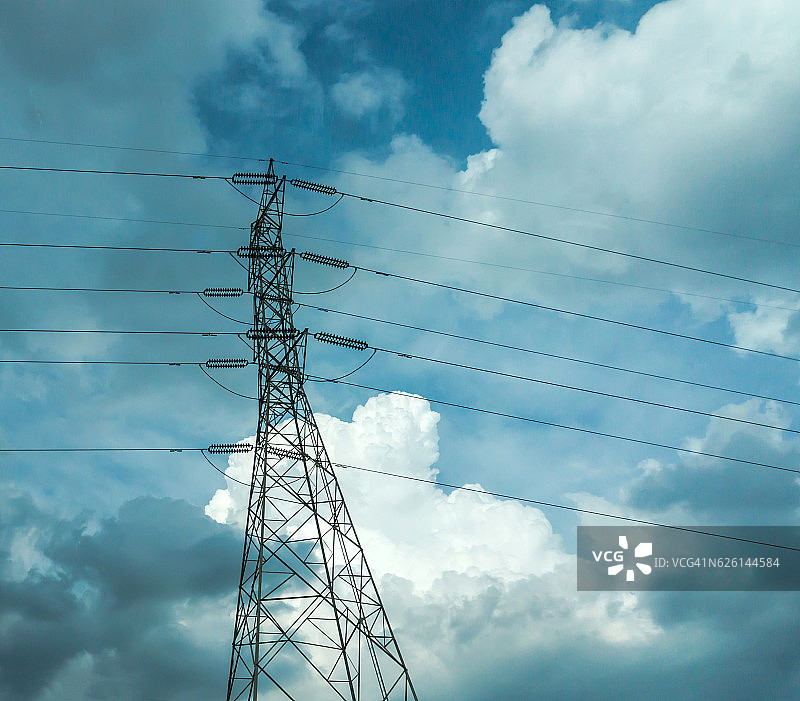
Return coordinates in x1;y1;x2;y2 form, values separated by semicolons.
205;389;663;697
319;1;800;343
480;0;800;166
728;297;800;354
471;0;800;308
206;392;567;592
331;68;408;121
683;397;792;458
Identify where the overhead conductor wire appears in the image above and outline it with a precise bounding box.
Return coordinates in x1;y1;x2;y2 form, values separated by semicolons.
3;135;796;248
309;331;800;436
299;303;800;408
286;178;800;296
306;376;800;477
1;205;798;313
0;444;796;553
296;250;800;363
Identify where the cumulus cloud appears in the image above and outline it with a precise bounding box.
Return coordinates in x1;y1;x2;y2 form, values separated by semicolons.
207;392;569;592
203;391;800;700
480;1;800;178
330;68;408;121
728;297;800;354
205;394;663;676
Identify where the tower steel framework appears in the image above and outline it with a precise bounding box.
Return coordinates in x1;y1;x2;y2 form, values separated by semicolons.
226;160;418;701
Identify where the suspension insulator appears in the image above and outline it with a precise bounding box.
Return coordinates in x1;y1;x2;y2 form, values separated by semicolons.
237;245;272;259
300;251;349;269
203;288;245;298
208;443;253;454
246;328;300;341
261;294;292;304
205;358;249;369
313;332;368;351
290;178;337;195
268;446;305;461
231;172;276;185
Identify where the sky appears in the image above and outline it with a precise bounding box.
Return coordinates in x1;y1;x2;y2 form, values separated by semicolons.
1;0;800;699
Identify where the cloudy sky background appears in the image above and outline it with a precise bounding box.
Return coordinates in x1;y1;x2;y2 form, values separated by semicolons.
1;0;800;699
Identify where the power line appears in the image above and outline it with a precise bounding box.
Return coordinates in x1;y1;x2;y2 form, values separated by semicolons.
0;207;245;230
201;451;252;486
284;165;800;250
0;328;242;336
0;447;202;452
0;164;228;179
0;285;201;294
351;264;800;363
3;135;793;250
333;188;800;295
350;341;800;436
0;359;248;366
307;376;800;476
4;439;798;554
329;462;800;554
301;304;800;407
197;451;800;553
0;242;232;253
0;284;243;298
2;202;791;311
287;233;800;314
343;185;800;251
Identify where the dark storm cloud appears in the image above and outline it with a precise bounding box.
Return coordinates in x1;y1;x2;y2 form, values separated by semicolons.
44;497;240;605
625;457;800;521
622;410;800;522
0;491;241;701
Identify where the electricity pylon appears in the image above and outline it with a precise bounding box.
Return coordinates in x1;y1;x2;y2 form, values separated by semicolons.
226;160;418;701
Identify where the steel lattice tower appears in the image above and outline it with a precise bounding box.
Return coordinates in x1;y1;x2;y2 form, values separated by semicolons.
226;160;418;701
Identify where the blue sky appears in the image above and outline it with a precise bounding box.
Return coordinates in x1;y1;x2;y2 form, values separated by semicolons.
1;1;800;699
